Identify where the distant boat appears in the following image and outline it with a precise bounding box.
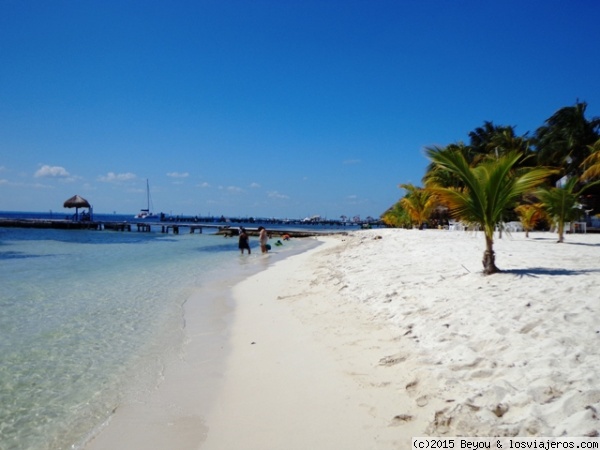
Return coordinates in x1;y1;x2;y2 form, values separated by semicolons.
135;179;159;219
302;215;321;223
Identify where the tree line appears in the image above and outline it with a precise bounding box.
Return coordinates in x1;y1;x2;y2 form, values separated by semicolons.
381;101;600;274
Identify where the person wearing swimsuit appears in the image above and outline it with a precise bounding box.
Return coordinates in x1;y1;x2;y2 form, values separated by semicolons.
258;226;269;253
238;227;251;255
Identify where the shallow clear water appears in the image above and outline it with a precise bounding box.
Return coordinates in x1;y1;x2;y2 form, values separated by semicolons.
0;227;316;450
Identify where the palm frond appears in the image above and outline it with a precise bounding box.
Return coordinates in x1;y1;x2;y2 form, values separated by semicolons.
580;140;600;181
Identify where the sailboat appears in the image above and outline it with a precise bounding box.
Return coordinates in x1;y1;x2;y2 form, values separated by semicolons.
134;179;159;219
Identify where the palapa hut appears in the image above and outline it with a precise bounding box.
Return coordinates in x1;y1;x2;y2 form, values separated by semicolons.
63;195;92;221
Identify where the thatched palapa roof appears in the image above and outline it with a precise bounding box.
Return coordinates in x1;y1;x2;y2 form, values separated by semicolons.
63;195;91;208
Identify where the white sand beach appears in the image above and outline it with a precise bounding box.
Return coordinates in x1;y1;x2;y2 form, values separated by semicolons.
86;228;600;449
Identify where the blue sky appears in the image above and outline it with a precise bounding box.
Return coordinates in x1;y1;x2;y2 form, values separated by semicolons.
1;1;599;219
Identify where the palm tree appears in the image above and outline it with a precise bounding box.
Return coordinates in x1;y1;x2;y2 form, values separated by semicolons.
398;184;437;229
381;202;412;228
580;138;600;182
424;127;533;191
534;101;600;179
514;203;546;238
469;121;532;160
426;148;553;274
423;143;474;189
579;138;600;216
535;177;600;243
469;121;498;150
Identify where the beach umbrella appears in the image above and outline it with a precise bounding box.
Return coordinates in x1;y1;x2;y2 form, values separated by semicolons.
63;195;91;220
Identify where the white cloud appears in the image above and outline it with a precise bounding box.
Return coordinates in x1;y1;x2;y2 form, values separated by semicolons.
98;172;136;182
268;190;289;199
226;186;243;193
343;159;361;165
198;182;210;188
250;182;261;188
34;164;70;178
167;172;189;178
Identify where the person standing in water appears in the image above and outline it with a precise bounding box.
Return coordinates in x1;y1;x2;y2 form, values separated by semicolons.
238;227;251;255
258;226;269;253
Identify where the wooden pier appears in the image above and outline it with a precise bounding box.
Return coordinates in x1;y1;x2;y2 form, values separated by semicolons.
0;218;106;230
156;224;204;234
0;218;330;237
0;218;207;234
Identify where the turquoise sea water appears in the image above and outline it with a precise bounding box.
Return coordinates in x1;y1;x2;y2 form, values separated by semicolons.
0;226;317;450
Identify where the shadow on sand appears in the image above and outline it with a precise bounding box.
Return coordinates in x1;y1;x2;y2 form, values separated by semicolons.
504;267;600;278
528;236;600;248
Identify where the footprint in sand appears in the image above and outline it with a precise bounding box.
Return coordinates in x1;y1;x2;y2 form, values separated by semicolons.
406;380;428;406
425;409;452;434
563;312;578;322
519;320;542;334
416;395;429;407
390;414;413;426
406;380;418;392
470;369;495;378
379;354;407;366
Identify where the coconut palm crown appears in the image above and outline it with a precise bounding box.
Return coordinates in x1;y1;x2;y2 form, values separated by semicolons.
425;148;553;275
398;183;436;229
535;176;600;243
514;203;546;238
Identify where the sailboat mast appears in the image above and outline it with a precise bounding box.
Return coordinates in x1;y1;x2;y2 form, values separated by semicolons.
146;179;150;211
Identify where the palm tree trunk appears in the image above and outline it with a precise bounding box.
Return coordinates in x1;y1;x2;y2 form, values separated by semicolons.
482;234;500;274
557;221;565;243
